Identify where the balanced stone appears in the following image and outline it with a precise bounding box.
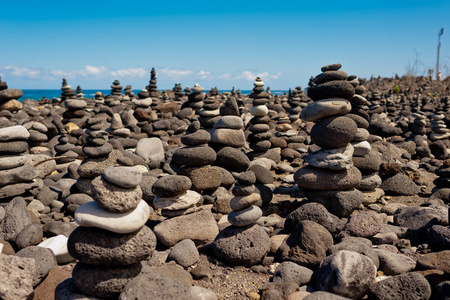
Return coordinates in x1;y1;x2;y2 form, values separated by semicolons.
172;146;217;167
102;166;142;188
91;176;142;213
68;226;156;265
75;200;150;234
0;156;27;170
153;190;201;211
294;165;362;191
0;125;30;141
307;80;355;101
152;175;192;198
310;116;357;149
301;99;351;122
305;144;354;170
228;205;263;227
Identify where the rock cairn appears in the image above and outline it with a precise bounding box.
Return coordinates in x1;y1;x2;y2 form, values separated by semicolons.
76;85;83;98
348;79;384;206
210;114;246;150
186;83;205;112
147;67;159;98
0;77;24;112
228;171;263;226
76;130;119;195
296;63;363;217
66;166;155;298
173;83;185;102
152;175;201;218
172;121;221;192
430;112;450;140
110;80;123;99
212;171;270;267
63;95;88;127
0;125;40;200
60;78;76;101
409;112;427;135
198;96;220;129
248;77;272;155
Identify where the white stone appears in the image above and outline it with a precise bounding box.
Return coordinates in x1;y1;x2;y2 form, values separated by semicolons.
64;99;87;109
200;108;220;117
75;200;150;234
352;141;371;156
135;137;165;164
154;190;201;210
38;235;75;264
133;98;152;107
0;125;30;141
250;105;268;117
254;81;265;87
300;98;351;122
305;144;354;170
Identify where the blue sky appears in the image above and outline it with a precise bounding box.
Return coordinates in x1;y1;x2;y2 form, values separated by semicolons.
1;0;449;90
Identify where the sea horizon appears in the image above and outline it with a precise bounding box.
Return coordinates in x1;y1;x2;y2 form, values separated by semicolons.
19;89;289;101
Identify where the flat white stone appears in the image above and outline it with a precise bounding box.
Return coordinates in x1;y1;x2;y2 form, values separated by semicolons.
250;105;268;117
154;190;201;210
254;81;265;87
38;235;74;264
0;125;30;141
75;200;150;234
305;144;354;170
352;141;371;156
200;108;220;117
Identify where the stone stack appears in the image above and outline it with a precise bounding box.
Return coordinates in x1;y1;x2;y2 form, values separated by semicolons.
124;85;133;97
430;112;450;141
0;125;41;200
275;115;296;139
110;80;123;99
198;96;221;129
60;78;76;101
107;113;131;139
66;166;155;298
0;77;23;112
76;130;120;194
184;86;191;97
210;114;246;149
152;175;202;218
93;91;105;105
63;96;88;127
76;85;83;98
409;112;428;136
53;134;78;163
228;171;263;226
173;83;185;102
433;159;450;191
23;121;48;149
133;91;153;114
147;68;159;98
172;121;220;192
248;77;272;155
186;84;205;113
348;79;384;206
212;171;270;267
296;63;363;217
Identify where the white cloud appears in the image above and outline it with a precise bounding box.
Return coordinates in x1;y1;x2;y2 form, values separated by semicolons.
0;66;41;79
83;65;108;76
198;70;212;80
110;68;146;78
159;68;194;79
218;73;231;80
233;71;282;81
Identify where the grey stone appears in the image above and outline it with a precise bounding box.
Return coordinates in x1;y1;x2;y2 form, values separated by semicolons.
68;226;156;265
303;189;364;217
330;237;379;268
374;249;417;275
315;250;376;299
168;239;199;268
103;166;142;188
272;261;313;286
16;246;56;287
305;144;354;170
15;223;43;249
213;224;270;267
0;254;34;300
367;272;431;300
0;164;38;187
0;197;31;242
228;205;262;227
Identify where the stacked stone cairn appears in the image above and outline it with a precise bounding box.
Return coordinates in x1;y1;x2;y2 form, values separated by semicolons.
186;83;205;113
65;166;155;298
60;78;76;101
347;78;384;206
430;112;450;140
0;125;40;200
134;88;153;113
110;80;123;99
147;67;159;98
184;86;191;97
212;171;270;267
63;92;88;127
53;134;78;164
172;121;221;192
198;95;221;129
409;112;428;136
173;83;185;102
76;85;83;98
248;77;272;156
0;77;24;112
296;63;363;217
76;130;119;195
93;91;105;105
210;111;246;150
152;175;202;218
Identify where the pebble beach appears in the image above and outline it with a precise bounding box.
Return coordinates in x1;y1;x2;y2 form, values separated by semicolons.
0;64;450;299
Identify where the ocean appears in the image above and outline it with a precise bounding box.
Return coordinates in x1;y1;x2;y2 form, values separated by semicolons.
20;89;288;101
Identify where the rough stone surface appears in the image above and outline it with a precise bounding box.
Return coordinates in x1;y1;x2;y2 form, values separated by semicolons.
315;250;376;299
294;165;361;191
167;239;200;268
367;272;431;300
0;254;35;300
